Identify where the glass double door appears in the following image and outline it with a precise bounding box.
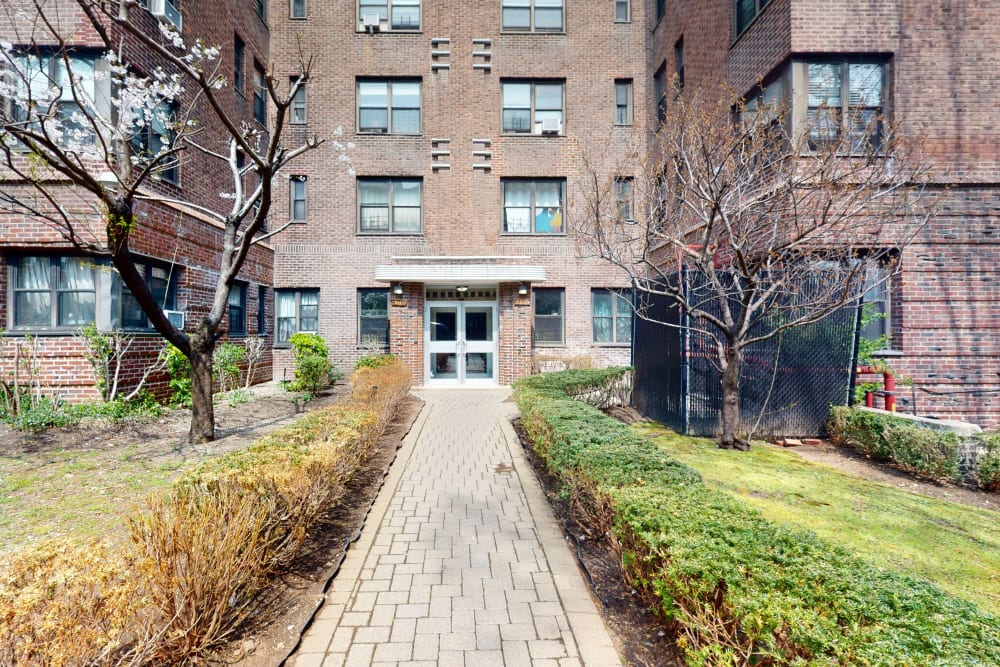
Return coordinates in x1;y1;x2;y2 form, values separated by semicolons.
425;301;497;385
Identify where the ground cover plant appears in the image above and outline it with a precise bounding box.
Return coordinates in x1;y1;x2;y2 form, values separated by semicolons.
637;421;1000;615
828;406;1000;490
514;368;1000;666
0;358;412;665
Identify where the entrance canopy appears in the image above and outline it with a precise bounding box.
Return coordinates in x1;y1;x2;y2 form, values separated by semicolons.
374;261;546;284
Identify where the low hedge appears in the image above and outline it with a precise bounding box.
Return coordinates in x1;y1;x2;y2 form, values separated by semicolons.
828;406;1000;490
515;368;1000;666
0;358;412;666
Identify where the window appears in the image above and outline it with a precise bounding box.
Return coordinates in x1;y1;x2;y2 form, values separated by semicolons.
290;175;307;221
290;0;306;18
131;100;179;184
8;51;105;148
358;289;389;346
11;256;95;329
656;0;665;22
502;80;564;134
502;179;566;234
675;37;684;90
233;35;245;95
290;78;306;124
257;286;268;336
592;289;632;344
615;177;634;223
357;79;420;134
654;63;667;123
228;283;247;335
359;0;420;29
253;63;267;125
276;289;318;343
532;288;564;345
615;0;629;22
114;261;177;329
862;265;892;348
254;0;266;21
736;0;770;35
502;0;563;32
358;178;422;233
805;60;885;152
615;79;632;125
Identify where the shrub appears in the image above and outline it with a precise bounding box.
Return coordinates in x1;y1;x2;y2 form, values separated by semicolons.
0;359;414;665
213;342;246;395
974;432;1000;492
4;395;75;432
67;391;163;423
164;344;192;407
354;352;398;370
288;333;331;392
515;369;1000;666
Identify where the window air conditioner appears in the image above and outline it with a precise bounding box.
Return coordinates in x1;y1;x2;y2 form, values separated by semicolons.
540;118;563;134
164;309;185;330
149;0;182;31
362;13;381;32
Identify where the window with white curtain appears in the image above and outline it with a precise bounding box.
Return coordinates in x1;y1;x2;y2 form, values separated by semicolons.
502;80;564;134
592;289;632;344
11;256;95;328
358;178;422;233
276;289;318;343
502;179;565;234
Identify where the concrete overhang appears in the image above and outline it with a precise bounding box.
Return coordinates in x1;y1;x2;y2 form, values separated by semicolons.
374;264;547;284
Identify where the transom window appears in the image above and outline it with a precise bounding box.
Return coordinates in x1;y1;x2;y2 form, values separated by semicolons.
276;289;318;344
532;288;564;346
358;79;420;134
736;0;771;35
592;289;632;344
358;288;390;346
359;0;420;30
502;0;563;32
358;178;422;233
502;81;564;134
805;60;885;152
290;175;307;222
290;78;306;124
502;179;566;235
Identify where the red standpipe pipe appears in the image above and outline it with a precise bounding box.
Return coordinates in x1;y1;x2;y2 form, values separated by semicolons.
883;371;896;413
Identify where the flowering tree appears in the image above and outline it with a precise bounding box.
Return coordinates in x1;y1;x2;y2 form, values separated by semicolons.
0;0;348;442
576;87;933;449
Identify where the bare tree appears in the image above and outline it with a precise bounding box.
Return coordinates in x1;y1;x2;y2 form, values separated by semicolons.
576;86;933;449
0;0;346;442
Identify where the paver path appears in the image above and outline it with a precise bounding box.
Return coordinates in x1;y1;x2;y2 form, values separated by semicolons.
291;387;620;666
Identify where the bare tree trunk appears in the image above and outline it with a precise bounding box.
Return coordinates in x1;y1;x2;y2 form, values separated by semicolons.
188;333;216;444
719;344;749;450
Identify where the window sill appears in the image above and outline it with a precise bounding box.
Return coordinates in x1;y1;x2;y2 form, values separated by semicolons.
869;349;903;358
355;28;423;34
500;132;565;138
500;30;566;36
500;232;567;237
592;342;631;348
357;232;424;237
356;131;424;137
533;343;566;348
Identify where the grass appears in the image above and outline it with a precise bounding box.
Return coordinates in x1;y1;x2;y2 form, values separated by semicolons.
637;422;1000;616
0;448;193;551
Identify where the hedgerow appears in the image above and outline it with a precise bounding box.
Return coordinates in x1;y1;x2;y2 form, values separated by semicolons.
0;358;412;666
828;406;1000;490
514;368;1000;666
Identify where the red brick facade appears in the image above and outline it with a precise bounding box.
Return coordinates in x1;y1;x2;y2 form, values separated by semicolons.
1;1;275;401
665;0;1000;427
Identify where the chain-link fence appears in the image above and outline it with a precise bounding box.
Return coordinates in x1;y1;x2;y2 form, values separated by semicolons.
633;272;858;438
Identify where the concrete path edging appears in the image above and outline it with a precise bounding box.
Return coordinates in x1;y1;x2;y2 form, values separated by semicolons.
290;387;621;667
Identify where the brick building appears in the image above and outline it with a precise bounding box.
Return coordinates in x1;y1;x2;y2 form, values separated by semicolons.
1;0;274;400
267;0;645;387
651;0;1000;427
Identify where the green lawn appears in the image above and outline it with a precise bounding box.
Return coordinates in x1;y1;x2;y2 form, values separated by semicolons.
637;422;1000;616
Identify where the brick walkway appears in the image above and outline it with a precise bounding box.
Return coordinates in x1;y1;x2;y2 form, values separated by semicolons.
290;388;620;667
